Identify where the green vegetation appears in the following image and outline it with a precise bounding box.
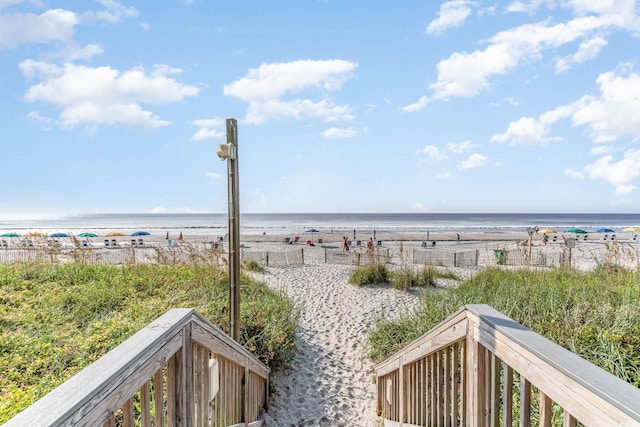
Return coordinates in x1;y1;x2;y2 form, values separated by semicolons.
349;263;391;286
368;265;640;388
349;263;458;291
0;262;299;423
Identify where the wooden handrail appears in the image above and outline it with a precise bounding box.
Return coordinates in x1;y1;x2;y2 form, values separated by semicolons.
375;304;640;426
5;308;270;427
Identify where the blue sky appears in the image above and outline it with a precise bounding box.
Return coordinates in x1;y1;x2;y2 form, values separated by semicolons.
1;0;640;215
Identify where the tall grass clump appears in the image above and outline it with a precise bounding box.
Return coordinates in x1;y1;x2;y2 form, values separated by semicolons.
368;267;640;388
349;263;390;285
0;262;299;423
391;266;445;290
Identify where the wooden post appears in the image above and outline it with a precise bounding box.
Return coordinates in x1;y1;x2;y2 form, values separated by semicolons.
224;118;241;342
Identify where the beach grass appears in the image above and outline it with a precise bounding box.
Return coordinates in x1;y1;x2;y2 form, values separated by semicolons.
368;265;640;387
349;263;458;291
0;262;299;423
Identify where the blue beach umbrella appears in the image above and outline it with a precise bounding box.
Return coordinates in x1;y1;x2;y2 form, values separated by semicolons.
131;231;150;236
305;228;320;243
596;228;615;233
49;232;69;238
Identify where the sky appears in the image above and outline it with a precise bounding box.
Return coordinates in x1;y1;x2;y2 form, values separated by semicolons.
1;0;640;215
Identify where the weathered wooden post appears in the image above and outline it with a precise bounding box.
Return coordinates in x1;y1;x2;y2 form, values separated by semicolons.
217;118;241;342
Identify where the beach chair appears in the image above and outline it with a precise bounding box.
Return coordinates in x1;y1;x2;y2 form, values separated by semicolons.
602;234;609;241
283;237;290;244
138;238;144;246
551;235;558;243
583;234;588;241
111;239;117;247
131;239;137;246
82;240;89;247
421;241;427;248
293;236;300;243
356;240;361;247
633;234;638;242
611;234;616;241
1;240;7;248
104;239;110;247
377;240;382;246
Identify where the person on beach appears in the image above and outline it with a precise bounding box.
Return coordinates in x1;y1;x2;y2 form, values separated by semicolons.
543;233;548;245
457;233;460;244
366;237;374;253
343;236;349;251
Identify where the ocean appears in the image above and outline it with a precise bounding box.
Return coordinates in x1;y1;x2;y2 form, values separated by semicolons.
1;213;639;237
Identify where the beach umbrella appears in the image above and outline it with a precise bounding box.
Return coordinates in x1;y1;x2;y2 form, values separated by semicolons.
305;228;320;243
566;228;587;234
623;227;640;232
178;231;183;240
131;231;150;236
0;232;21;237
596;228;615;233
537;228;556;234
104;231;125;237
24;231;46;238
78;232;98;238
49;232;69;238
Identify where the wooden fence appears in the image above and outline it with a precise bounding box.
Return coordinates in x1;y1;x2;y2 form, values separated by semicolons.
4;309;270;427
375;304;640;426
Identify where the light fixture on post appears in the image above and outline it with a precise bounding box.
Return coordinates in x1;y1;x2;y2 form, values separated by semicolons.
217;118;240;342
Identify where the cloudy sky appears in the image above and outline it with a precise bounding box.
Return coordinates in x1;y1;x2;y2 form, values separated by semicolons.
1;0;639;214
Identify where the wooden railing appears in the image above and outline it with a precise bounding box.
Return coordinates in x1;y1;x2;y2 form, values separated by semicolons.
4;308;270;427
375;304;640;426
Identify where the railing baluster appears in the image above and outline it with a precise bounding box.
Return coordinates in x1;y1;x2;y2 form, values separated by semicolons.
503;365;513;427
444;346;451;426
140;381;151;427
490;353;500;427
520;377;531;427
122;398;134;427
563;410;577;427
452;342;459;426
539;391;552;427
153;370;164;427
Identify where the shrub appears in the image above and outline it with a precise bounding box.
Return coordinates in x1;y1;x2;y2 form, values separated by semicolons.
349;263;390;286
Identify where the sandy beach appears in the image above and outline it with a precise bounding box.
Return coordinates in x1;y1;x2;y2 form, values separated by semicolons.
227;233;640;426
3;230;638;425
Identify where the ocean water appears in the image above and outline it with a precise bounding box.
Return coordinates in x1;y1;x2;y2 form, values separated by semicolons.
1;213;639;237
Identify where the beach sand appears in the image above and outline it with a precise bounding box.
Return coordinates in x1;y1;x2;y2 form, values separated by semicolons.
13;230;636;425
227;233;640;426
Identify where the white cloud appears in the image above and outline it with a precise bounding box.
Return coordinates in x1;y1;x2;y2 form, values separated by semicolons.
321;127;358;138
583;150;640;194
402;96;429;113
191;118;225;140
405;2;638;110
555;36;607;73
21;61;199;131
491;116;558;145
0;8;77;49
206;172;224;184
459;153;488;169
571;70;640;142
564;168;584;179
426;1;477;35
80;0;139;25
446;139;474;154
223;59;356;125
411;203;430;212
419;144;446;161
150;206;168;213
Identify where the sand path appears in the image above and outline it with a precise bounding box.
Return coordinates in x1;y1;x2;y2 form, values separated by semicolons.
256;252;422;426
